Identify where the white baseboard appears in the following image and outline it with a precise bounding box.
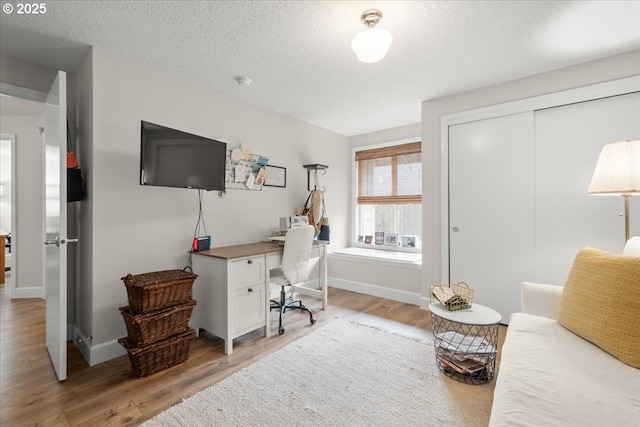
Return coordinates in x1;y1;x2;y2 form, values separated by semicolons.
419;296;431;310
88;338;126;366
70;324;125;366
329;277;423;306
67;278;425;366
70;325;92;364
14;287;44;299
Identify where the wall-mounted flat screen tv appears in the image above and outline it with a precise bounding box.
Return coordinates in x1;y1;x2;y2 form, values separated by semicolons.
140;121;226;191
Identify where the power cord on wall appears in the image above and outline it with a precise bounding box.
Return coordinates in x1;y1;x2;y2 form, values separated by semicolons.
186;189;207;271
193;189;208;243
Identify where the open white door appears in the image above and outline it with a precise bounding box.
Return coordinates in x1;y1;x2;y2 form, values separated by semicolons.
44;71;70;381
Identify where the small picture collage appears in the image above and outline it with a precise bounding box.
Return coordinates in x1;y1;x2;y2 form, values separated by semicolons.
357;232;417;248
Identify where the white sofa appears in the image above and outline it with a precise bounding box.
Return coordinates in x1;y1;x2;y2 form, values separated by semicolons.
489;238;640;427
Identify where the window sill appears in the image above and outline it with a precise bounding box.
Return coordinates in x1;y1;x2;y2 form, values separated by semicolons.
328;247;422;268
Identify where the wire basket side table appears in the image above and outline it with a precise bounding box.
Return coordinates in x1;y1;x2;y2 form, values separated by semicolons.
429;303;501;385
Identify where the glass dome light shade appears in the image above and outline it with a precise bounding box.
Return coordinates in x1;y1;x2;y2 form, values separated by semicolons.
351;27;393;63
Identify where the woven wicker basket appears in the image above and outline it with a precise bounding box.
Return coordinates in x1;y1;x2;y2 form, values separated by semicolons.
119;328;195;378
119;299;196;347
121;269;197;314
431;282;474;311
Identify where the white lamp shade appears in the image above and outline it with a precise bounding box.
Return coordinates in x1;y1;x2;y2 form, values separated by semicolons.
588;139;640;195
351;27;393;63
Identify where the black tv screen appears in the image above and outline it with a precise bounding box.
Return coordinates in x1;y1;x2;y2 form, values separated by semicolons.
140;121;227;191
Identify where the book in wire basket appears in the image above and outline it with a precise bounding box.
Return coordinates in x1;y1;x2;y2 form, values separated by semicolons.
431;282;473;311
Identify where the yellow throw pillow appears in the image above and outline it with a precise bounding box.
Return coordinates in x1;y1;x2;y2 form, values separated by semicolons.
558;247;640;368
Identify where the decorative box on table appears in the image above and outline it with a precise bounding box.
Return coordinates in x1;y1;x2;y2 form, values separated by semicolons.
431;282;473;311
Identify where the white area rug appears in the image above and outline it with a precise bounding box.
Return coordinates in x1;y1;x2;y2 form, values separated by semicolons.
143;318;495;426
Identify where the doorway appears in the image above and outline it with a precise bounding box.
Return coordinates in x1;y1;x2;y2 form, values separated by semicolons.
0;92;47;299
0;135;16;293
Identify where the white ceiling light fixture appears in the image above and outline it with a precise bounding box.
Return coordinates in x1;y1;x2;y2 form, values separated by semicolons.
351;9;393;64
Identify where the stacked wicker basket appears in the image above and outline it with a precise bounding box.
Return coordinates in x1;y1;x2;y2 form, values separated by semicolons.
118;269;198;378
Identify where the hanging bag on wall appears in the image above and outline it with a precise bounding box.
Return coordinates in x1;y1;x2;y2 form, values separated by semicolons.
66;122;85;203
67;168;84;202
308;171;325;235
317;198;330;242
297;189;314;221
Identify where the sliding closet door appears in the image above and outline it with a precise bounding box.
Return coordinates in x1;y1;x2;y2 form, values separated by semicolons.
448;112;536;323
535;92;640;285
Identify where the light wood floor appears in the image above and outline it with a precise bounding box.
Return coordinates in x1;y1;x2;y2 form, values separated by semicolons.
0;284;506;426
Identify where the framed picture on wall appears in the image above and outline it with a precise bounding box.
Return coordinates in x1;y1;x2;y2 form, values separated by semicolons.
263;165;286;187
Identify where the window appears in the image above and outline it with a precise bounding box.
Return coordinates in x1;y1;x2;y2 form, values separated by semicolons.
355;141;422;250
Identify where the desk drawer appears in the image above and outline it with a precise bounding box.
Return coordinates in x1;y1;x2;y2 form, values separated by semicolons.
231;256;265;289
232;283;266;336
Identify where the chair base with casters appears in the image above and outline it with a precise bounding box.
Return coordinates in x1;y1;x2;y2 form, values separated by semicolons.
270;285;316;335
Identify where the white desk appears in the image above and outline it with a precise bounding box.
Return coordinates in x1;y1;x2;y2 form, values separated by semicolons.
190;240;328;354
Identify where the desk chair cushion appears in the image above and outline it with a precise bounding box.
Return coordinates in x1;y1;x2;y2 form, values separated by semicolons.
278;225;315;285
269;225;316;334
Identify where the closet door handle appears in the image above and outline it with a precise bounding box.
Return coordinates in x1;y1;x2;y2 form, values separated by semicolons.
44;236;60;246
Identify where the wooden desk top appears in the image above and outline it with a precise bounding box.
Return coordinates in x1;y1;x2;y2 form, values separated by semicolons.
192;240;328;260
193;241;284;260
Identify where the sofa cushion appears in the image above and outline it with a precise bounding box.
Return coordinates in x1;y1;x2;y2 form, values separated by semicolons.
558;247;640;368
489;313;640;427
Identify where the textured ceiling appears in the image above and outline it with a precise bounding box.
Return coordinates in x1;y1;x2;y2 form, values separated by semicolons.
1;1;639;136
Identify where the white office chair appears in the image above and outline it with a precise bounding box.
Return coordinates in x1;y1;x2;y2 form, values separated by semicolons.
269;225;317;334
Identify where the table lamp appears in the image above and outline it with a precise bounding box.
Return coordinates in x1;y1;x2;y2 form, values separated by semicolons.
588;139;640;242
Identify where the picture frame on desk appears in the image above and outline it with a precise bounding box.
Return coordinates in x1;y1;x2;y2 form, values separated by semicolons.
384;233;399;247
263;165;286;187
401;235;416;248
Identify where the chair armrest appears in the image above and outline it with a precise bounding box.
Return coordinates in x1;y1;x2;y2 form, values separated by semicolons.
521;281;563;320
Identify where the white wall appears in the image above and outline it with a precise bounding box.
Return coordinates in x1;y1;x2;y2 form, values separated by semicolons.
85;46;349;364
421;49;640;306
0;54;56;94
349;122;421;149
0;115;45;297
325;122;422;304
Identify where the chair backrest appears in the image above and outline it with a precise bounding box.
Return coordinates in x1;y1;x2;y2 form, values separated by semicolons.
281;225;315;285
